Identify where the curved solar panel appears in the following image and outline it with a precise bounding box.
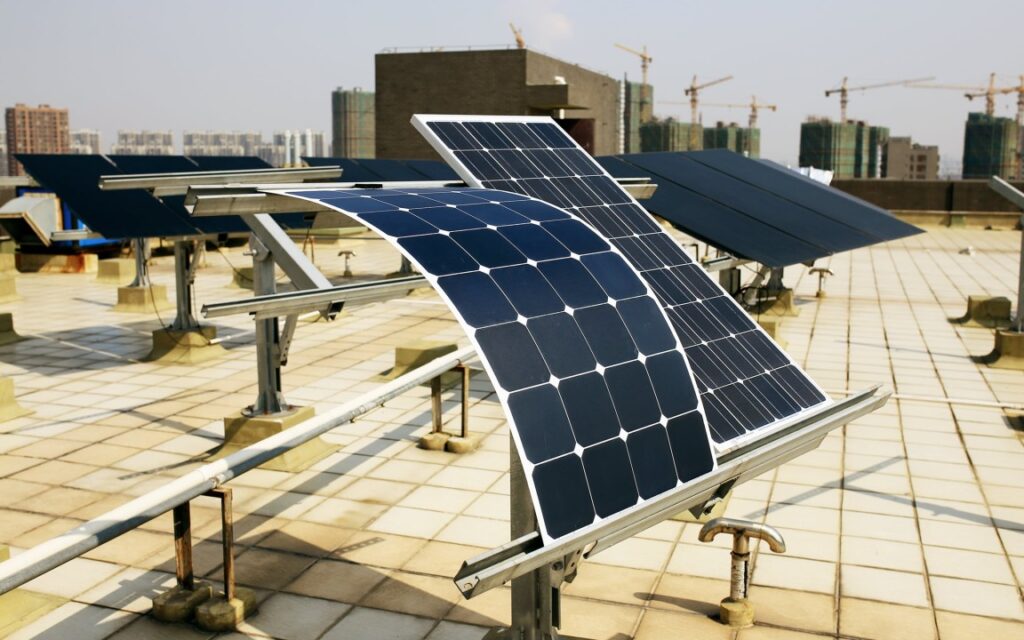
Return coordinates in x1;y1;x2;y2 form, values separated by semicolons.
412;115;830;449
272;186;716;541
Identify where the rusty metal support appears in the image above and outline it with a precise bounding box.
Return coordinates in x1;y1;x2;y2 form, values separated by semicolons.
172;503;194;591
170;488;236;601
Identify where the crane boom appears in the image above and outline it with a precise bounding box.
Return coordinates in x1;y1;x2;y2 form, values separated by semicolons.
509;23;525;49
908;73;1007;116
615;43;653;124
825;76;933;121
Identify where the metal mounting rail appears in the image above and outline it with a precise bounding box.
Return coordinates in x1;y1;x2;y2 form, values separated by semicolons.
702;255;752;272
453;385;887;598
99;166;343;196
202;275;430;319
0;345;477;596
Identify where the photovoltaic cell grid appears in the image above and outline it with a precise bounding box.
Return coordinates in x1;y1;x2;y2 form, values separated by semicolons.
413;116;829;447
273;186;716;541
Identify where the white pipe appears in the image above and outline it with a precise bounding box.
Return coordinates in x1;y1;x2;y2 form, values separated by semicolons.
825;388;1023;412
0;345;476;594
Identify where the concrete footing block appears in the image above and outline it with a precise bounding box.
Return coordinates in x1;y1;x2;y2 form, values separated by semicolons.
229;267;254;290
756;317;787;350
144;327;227;365
113;285;173;314
195;587;257;632
151;582;213;623
417;432;450;450
718;597;755;628
381;340;458;380
759;289;801;317
0;247;16;302
96;257;136;285
445;434;482;454
220;405;331;472
16;253;97;273
976;330;1024;370
0;377;34;423
0;313;24;347
950;295;1013;328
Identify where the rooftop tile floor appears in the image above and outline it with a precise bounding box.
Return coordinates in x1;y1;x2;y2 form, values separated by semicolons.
0;226;1022;639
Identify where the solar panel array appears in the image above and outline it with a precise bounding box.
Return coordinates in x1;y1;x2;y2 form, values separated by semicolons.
15;154;307;238
302;156;459;181
275;186;716;541
597;150;922;267
414;116;828;447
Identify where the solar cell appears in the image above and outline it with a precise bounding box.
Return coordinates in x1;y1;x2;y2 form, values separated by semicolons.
413;115;829;448
274;186;716;541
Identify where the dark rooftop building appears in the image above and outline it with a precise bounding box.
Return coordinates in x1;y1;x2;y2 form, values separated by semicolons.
375;48;620;159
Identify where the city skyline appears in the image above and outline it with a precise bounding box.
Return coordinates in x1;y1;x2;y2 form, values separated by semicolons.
1;0;1021;168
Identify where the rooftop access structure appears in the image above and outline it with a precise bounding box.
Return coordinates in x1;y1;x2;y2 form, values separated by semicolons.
0;115;891;639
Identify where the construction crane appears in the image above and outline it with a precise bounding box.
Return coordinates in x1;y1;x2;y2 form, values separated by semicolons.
702;96;778;129
975;74;1024;124
684;75;733;147
826;76;934;122
509;23;525;49
615;43;653;119
908;73;998;115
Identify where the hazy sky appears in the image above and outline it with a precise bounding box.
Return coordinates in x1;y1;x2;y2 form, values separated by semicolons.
2;0;1021;167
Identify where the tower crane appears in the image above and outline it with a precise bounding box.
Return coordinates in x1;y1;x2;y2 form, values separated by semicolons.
908;73;999;115
826;76;934;121
702;96;778;129
973;74;1024;124
684;75;733;147
615;43;653;119
509;23;525;49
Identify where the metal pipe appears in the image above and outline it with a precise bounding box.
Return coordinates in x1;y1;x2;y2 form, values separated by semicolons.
0;345;477;595
824;388;1024;412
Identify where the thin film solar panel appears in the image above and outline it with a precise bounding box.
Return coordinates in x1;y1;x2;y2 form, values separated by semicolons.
272;186;716;541
413;115;829;449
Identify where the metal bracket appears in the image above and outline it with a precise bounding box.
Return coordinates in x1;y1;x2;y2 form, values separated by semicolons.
279;314;299;367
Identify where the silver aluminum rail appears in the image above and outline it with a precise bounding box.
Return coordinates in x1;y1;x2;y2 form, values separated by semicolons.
202;275;430;320
0;345;477;596
98;166;343;196
453;385;887;598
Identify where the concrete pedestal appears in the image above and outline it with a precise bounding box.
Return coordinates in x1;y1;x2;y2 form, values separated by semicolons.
0;313;23;347
151;582;213;623
220;405;331;472
0;377;33;423
229;267;254;290
950;295;1012;329
0;245;16;302
978;330;1024;370
758;288;801;317
113;285;173;314
0;546;63;637
718;597;755;627
195;587;257;632
381;340;458;380
96;257;137;285
756;317;787;350
16;253;97;273
144;327;227;365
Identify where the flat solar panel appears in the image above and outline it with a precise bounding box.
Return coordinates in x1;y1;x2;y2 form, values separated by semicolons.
302;157;382;182
273;186;716;541
354;159;426;182
107;155;199;174
414;116;829;448
15;154;198;238
405;159;460;180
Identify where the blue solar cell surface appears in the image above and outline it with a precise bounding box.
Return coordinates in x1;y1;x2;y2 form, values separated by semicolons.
16;154;309;238
415;116;829;447
277;186;716;541
600;149;922;267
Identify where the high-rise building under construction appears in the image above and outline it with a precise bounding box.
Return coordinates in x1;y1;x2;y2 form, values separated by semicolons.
703;122;760;158
623;81;653;153
331;87;375;158
962;112;1019;179
799;118;887;178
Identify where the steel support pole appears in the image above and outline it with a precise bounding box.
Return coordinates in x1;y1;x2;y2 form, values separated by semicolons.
249;236;286;415
129;237;150;287
1016;214;1023;333
170;240;200;331
503;443;559;640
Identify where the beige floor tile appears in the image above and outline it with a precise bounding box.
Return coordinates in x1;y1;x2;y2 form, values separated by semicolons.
841;510;919;543
434;515;507;548
923;545;1015;584
634;608;731;640
5;602;137;640
256;521;354;558
840;565;929;608
21;556;122;598
746;585;836;634
590;536;674;572
304;497;388;529
934;610;1024;640
285;559;390;604
362;570;461;619
841;535;923;573
425;620;489;640
107;615;215;639
929;575;1024;620
839;597;936;640
232;547;318;591
559;598;642;639
918;519;1004;553
646;574;726;618
322;606;435;640
75;567;176;613
238;592;350;640
753;554;835;594
332;531;427;569
370;506;456;538
398;485;479;513
736;626;826;639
